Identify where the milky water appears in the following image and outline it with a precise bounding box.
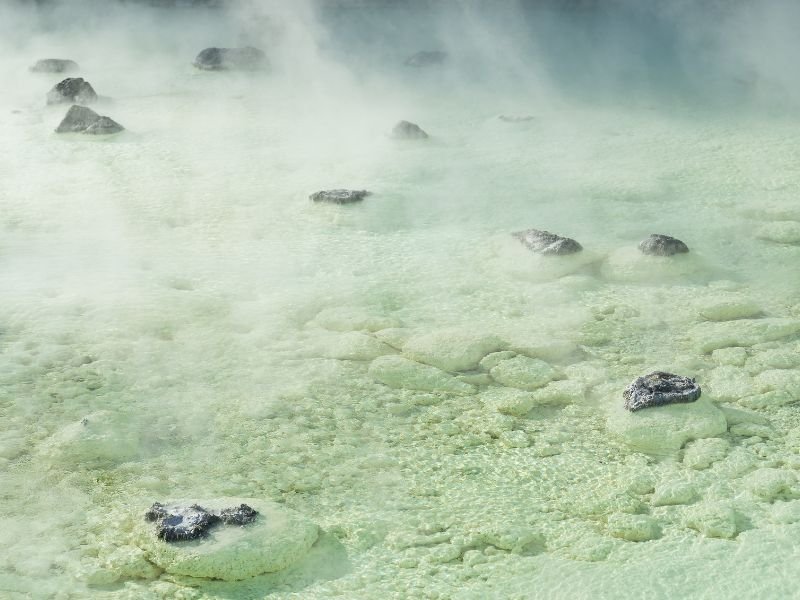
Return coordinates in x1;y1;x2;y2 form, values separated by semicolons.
3;2;800;599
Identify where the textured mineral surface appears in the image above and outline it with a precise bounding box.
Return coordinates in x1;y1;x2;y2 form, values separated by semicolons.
638;233;690;256
512;229;583;255
623;371;701;412
309;189;371;204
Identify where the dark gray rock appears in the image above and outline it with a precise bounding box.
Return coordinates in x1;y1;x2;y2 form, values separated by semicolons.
55;105;124;135
46;77;97;105
623;371;701;412
513;229;583;256
145;502;259;543
147;503;219;542
392;120;428;139
638;234;689;256
30;59;79;73
404;51;447;68
219;504;259;526
84;116;124;135
193;47;268;71
310;189;371;204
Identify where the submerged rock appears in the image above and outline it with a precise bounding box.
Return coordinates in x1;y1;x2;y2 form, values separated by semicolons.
404;50;447;67
638;234;689;256
623;371;701;412
193;47;268;71
309;189;371;204
138;498;318;581
512;229;583;256
30;58;79;73
498;115;534;123
145;502;258;542
46;77;97;105
392;120;428;139
55;105;124;135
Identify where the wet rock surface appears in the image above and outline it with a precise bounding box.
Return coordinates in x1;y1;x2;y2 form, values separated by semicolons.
145;502;258;542
193;47;268;71
392;120;428;139
30;58;79;73
310;189;371;204
404;50;447;67
638;233;689;256
46;77;97;105
513;229;583;255
55;105;124;135
623;371;701;412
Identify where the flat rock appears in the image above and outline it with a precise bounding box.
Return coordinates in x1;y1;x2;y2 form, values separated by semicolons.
38;410;139;466
498;115;534;122
756;221;800;245
607;396;727;454
601;246;708;283
46;77;97;105
402;329;505;372
136;498;318;581
404;50;447;67
638;233;689;256
30;58;79;73
392;120;428;139
699;300;762;321
623;371;701;412
489;355;559;390
193;47;268;71
309;189;370;204
512;229;583;256
607;514;660;542
55;105;124;135
368;355;475;394
685;503;738;538
690;318;800;353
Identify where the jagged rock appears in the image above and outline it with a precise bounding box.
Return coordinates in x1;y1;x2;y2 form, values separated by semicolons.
404;50;447;67
146;503;220;542
30;58;79;73
193;47;268;71
392;120;428;139
46;77;97;105
638;234;689;256
623;371;701;412
309;189;370;204
219;504;259;526
55;105;123;135
84;116;125;135
512;229;583;256
145;502;259;542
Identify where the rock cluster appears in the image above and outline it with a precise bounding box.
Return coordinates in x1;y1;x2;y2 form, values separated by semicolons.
193;47;268;71
46;77;97;105
310;189;371;204
404;50;447;67
55;105;124;135
638;233;689;256
512;229;583;256
145;502;258;542
392;120;428;139
623;371;701;412
30;58;79;73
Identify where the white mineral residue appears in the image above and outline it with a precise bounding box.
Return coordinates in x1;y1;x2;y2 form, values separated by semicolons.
3;1;800;598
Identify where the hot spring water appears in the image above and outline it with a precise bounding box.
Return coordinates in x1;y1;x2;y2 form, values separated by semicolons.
2;1;800;598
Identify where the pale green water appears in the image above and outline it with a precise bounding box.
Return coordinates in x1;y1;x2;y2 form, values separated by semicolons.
2;2;800;599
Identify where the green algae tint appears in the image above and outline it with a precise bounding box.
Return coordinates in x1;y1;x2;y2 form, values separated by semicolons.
3;2;800;599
